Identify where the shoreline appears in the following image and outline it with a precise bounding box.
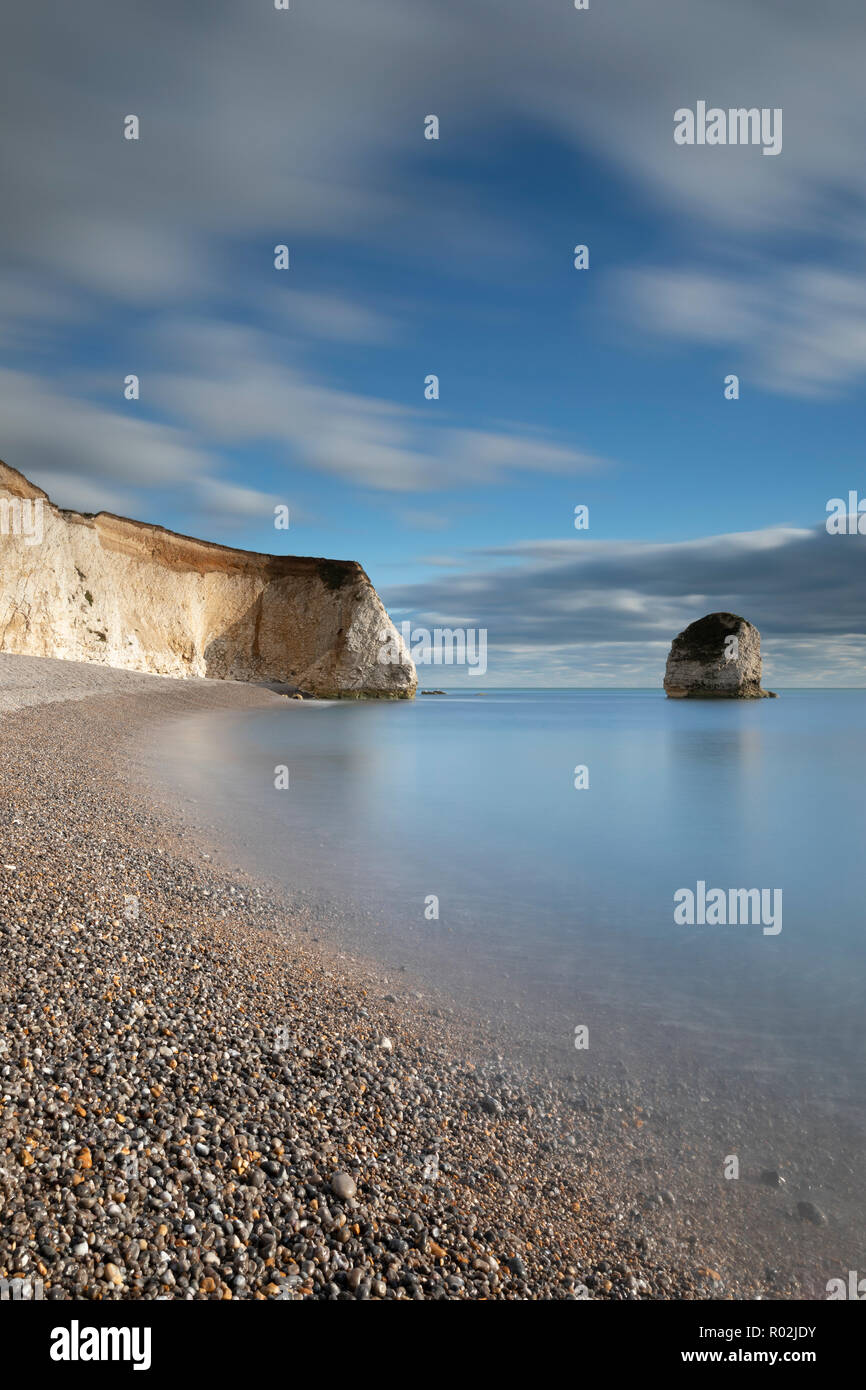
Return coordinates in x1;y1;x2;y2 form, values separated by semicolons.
0;655;851;1299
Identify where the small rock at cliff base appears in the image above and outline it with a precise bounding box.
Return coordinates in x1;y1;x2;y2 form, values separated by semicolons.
663;613;777;699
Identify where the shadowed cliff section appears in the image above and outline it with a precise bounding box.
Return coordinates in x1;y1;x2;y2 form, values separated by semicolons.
0;460;416;698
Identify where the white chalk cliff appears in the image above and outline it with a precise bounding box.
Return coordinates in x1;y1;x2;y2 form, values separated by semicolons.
0;461;416;699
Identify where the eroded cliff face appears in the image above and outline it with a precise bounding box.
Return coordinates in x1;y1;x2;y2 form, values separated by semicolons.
0;461;416;698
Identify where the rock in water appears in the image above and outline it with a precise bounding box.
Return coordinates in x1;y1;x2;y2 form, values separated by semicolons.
663;613;776;699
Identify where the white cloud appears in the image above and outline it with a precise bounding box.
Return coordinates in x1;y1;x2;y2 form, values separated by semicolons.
625;266;866;396
0;369;212;494
193;478;286;523
146;320;606;492
23;471;138;518
3;1;865;303
267;290;397;344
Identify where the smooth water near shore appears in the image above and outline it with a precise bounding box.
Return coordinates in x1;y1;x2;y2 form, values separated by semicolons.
147;688;865;1129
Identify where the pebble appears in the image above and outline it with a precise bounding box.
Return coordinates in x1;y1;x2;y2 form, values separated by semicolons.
761;1170;785;1187
0;671;810;1304
797;1201;827;1226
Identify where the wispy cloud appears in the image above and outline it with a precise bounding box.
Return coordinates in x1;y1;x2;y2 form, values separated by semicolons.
143;320;606;493
623;267;866;397
265;290;398;345
192;477;287;525
3;2;865;344
0;368;212;509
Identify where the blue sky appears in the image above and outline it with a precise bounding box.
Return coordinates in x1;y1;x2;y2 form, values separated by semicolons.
2;0;866;684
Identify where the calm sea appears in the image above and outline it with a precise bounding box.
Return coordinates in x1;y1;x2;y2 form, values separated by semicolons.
146;688;865;1128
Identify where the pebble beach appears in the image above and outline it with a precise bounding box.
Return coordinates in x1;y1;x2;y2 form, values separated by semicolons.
0;655;847;1301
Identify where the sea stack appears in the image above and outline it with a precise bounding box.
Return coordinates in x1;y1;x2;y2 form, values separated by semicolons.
663;613;776;699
